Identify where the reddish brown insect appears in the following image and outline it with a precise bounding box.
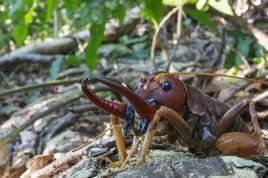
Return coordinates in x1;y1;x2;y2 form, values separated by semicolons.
81;71;267;165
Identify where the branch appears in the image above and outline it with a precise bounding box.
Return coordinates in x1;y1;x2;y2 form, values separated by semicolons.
0;53;65;66
0;77;83;98
0;14;140;66
0;90;83;144
0;30;88;66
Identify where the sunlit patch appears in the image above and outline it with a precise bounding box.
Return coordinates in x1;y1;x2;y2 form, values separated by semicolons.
0;5;5;12
251;0;261;6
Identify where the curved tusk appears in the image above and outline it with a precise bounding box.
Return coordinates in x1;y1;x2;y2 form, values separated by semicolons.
94;75;158;120
81;77;127;118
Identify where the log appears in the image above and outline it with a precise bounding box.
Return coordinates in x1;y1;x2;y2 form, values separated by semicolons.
67;150;268;178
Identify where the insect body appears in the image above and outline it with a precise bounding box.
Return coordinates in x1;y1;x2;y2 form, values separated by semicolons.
81;71;267;164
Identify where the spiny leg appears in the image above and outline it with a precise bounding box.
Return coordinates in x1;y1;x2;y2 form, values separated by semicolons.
216;100;249;137
137;106;192;164
249;101;268;154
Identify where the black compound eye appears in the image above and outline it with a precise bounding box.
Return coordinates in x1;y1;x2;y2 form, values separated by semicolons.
160;81;172;91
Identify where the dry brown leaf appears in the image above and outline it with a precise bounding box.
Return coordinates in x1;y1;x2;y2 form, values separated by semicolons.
2;165;26;178
20;154;55;178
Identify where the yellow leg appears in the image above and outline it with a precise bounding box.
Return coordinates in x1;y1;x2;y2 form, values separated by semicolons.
109;114;127;167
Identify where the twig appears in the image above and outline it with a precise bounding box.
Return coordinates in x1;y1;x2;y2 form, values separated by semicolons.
0;77;84;98
0;90;83;144
69;105;99;113
219;83;248;103
71;126;114;152
57;66;87;79
253;90;268;103
166;6;183;71
150;5;181;61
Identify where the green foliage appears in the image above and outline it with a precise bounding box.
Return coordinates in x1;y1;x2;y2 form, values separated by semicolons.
141;0;163;28
225;29;264;68
65;54;81;65
100;35;149;60
184;8;216;32
46;0;57;20
13;22;28;45
119;35;148;45
100;44;131;60
63;0;80;10
111;4;126;23
235;37;253;65
86;22;106;71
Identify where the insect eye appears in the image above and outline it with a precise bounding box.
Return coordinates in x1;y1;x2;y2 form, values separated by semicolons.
160;81;172;91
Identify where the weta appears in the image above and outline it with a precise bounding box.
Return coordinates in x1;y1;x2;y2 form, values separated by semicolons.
81;71;268;166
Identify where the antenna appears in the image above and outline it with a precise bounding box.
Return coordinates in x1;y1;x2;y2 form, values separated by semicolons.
156;71;268;85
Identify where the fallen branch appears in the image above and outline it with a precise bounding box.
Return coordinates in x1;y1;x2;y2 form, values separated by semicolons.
0;30;88;66
0;90;83;144
0;53;64;65
0;14;140;66
0;77;83;98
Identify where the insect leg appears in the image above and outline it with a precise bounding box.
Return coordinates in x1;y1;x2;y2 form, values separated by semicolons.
215;132;260;157
215;100;250;137
137;106;192;164
249;101;268;154
109;114;127;167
